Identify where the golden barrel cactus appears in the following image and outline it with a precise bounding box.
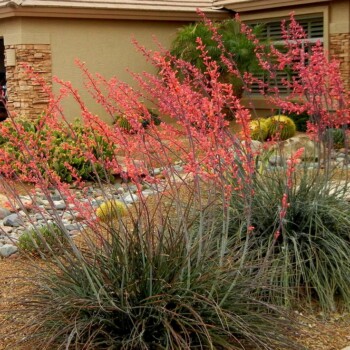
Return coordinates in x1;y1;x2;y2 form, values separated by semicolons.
249;118;269;141
96;199;127;222
267;115;296;141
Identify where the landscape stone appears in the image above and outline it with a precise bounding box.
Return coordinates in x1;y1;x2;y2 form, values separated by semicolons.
0;207;11;220
64;223;80;231
53;200;66;210
173;165;183;172
122;193;139;204
0;244;18;257
141;189;157;197
1;226;13;234
153;168;161;175
3;214;21;227
241;140;263;153
271;135;319;161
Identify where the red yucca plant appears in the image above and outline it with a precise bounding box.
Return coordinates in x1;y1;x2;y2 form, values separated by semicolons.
0;12;349;349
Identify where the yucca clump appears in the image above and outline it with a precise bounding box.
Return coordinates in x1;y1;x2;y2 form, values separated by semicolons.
249;118;269;141
267;115;296;140
227;168;350;311
96;199;127;221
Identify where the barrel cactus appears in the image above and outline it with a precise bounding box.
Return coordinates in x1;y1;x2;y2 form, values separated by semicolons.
249;118;269;141
267;115;296;141
96;199;127;222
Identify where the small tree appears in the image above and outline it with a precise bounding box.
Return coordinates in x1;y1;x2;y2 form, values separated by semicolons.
170;19;263;98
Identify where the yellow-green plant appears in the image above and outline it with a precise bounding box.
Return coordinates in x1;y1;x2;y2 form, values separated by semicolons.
267;115;296;140
249;118;269;141
96;199;127;221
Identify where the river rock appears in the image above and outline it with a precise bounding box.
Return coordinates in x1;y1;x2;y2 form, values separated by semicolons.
53;200;66;210
3;214;21;227
122;193;139;204
272;135;320;160
241;140;263;153
0;207;11;220
0;244;18;257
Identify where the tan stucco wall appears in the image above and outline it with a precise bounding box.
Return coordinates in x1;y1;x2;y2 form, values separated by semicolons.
2;18;187;121
329;0;350;34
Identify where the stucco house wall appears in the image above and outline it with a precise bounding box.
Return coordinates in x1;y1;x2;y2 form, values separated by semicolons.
0;0;229;121
4;18;191;121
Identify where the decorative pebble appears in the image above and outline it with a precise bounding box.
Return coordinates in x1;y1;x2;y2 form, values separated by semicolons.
0;207;11;220
122;193;139;204
153;168;161;175
0;244;18;257
53;200;66;210
64;224;80;231
3;214;21;227
141;189;156;197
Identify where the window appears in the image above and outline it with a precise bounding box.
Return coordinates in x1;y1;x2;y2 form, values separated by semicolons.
248;16;324;94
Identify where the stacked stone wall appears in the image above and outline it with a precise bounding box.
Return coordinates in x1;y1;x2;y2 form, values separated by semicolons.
4;44;52;119
330;33;350;91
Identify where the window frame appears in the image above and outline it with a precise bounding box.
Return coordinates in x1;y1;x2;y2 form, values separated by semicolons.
245;15;325;95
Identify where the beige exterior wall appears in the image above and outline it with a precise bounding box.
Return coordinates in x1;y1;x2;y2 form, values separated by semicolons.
1;18;187;121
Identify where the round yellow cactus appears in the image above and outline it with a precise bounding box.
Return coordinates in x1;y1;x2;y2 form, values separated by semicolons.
267;115;296;141
249;118;269;141
96;199;127;221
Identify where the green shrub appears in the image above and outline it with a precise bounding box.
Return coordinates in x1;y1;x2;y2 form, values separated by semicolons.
324;128;348;149
115;115;132;132
18;224;68;255
170;19;263;97
227;168;350;311
0;118;116;183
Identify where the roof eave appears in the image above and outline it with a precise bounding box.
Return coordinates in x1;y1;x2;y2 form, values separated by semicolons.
0;5;231;21
215;0;331;12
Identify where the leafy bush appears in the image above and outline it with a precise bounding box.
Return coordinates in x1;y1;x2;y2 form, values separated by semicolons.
0;118;115;183
18;224;68;255
171;19;263;97
115;109;161;133
324;128;348;149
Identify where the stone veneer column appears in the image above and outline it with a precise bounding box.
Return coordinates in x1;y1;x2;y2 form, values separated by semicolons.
330;34;350;91
4;44;52;119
